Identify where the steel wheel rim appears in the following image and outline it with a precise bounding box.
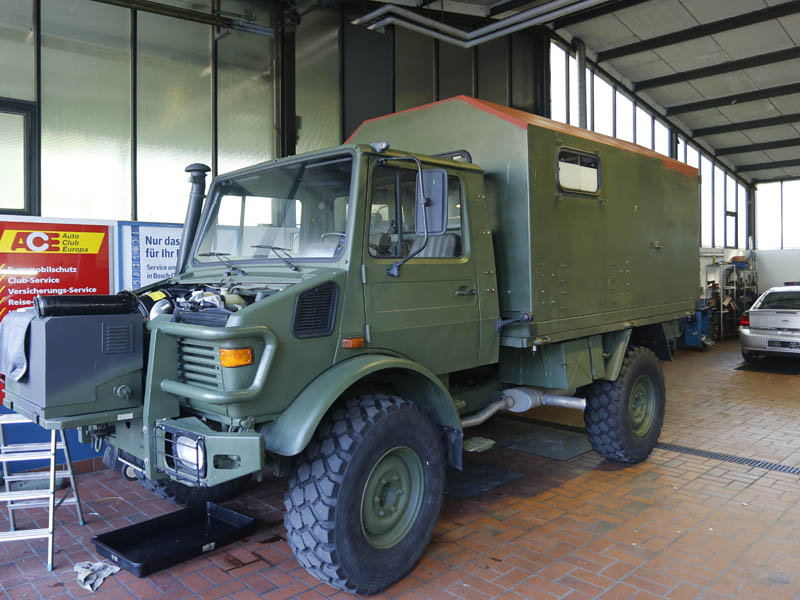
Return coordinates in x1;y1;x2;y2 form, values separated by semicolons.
629;374;656;437
360;446;424;549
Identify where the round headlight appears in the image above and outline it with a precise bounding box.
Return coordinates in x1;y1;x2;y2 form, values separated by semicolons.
175;435;205;470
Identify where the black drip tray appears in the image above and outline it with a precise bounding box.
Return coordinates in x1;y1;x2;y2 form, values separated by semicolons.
92;502;255;577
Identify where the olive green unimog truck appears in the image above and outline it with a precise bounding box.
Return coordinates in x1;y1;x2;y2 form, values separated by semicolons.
1;96;698;594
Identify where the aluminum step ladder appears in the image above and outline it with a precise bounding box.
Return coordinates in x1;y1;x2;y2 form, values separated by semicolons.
0;413;85;571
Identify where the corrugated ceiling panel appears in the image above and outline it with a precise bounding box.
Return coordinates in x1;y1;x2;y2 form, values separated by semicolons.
770;93;800;113
615;0;696;38
701;131;754;147
689;71;759;97
607;52;675;80
764;147;800;161
742;61;800;87
645;82;704;106
680;0;769;23
679;108;732;128
652;38;727;72
743;124;800;142
718;98;781;122
558;15;634;52
779;13;800;44
712;21;793;59
724;151;773;164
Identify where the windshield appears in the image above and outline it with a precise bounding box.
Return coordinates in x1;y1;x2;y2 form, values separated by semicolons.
194;154;353;265
758;291;800;310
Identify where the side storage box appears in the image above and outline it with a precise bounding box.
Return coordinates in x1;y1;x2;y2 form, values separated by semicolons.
5;313;143;420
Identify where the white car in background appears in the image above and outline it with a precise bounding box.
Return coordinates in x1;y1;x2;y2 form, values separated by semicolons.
740;286;800;360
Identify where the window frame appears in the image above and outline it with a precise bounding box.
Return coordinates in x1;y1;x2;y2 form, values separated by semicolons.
366;161;466;261
556;147;601;196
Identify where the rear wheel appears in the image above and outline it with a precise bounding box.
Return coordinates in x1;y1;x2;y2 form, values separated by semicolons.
284;394;445;595
584;346;665;463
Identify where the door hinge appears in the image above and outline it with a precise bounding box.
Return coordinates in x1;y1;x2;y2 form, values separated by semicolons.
361;264;367;285
364;323;372;344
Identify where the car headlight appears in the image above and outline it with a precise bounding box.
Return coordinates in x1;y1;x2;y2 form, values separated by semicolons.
175;435;206;471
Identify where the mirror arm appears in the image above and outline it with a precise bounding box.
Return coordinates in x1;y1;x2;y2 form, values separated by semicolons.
379;156;429;278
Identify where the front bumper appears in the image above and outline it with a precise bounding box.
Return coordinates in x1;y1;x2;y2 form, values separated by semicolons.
740;328;800;356
153;417;264;487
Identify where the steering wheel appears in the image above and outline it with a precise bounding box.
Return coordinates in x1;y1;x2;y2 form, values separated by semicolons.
321;232;345;241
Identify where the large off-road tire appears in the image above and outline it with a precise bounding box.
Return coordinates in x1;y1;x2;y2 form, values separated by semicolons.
584;346;665;463
284;394;445;595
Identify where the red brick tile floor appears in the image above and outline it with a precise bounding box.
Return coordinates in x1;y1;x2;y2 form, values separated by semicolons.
2;339;800;599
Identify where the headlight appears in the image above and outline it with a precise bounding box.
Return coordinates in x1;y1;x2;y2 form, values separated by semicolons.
175;435;206;471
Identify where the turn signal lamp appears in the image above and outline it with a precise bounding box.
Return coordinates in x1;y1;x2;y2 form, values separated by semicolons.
342;336;365;349
220;347;254;367
739;313;750;328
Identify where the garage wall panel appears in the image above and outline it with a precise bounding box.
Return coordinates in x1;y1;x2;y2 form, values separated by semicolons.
296;8;341;152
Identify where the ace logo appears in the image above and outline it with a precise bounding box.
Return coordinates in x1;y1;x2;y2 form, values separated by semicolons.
0;229;104;254
11;231;60;252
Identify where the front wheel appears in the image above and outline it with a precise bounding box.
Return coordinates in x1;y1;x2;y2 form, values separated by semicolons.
584;346;666;463
284;394;445;595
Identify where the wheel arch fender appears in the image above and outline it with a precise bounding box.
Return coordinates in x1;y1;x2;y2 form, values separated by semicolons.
260;354;463;467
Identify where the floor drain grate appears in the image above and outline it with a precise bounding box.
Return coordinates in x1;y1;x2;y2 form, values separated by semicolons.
656;442;800;475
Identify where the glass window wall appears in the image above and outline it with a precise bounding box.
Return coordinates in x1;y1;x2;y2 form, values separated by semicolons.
0;0;35;101
136;12;212;223
218;30;274;173
41;0;131;220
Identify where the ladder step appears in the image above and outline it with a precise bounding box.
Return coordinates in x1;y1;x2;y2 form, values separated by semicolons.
0;451;54;462
0;414;32;425
0;528;50;542
8;497;77;510
4;471;71;482
1;442;64;453
0;490;52;502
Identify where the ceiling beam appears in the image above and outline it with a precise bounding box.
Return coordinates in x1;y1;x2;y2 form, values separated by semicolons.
666;82;800;116
737;158;800;173
694;113;800;137
551;0;650;29
597;1;800;62
634;46;800;91
716;138;800;157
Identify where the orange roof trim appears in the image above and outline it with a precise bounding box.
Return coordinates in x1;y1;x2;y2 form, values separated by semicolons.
347;95;699;179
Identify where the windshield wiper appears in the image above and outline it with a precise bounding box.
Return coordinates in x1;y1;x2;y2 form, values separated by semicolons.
251;245;300;272
197;251;246;276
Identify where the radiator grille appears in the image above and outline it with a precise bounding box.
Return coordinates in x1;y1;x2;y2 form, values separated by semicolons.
102;322;134;354
177;339;222;389
293;282;339;339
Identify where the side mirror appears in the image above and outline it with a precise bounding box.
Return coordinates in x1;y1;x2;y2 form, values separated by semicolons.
415;170;448;236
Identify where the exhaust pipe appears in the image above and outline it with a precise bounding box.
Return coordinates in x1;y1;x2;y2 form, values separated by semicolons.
176;163;211;274
460;387;586;428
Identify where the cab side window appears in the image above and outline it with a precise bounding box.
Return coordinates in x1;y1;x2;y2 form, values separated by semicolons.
368;164;463;259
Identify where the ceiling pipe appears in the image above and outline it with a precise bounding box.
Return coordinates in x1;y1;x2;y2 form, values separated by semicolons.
352;0;607;47
355;0;608;49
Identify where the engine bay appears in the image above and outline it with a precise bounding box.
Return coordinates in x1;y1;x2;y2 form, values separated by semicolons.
137;283;289;327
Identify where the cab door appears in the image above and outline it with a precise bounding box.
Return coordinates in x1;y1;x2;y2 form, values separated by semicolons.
362;159;479;375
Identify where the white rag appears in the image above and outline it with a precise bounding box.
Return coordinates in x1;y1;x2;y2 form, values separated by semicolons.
74;561;120;592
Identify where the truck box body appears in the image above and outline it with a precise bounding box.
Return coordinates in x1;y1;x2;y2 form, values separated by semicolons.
349;96;700;347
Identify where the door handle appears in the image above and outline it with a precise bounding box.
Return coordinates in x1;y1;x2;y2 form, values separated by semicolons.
454;288;476;297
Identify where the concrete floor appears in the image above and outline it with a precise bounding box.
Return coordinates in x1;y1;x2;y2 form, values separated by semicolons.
2;339;800;599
